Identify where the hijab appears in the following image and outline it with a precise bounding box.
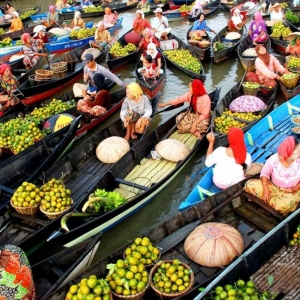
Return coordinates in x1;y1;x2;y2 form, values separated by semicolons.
105;7;112;14
21;33;31;44
255;44;270;65
143;28;153;37
253;11;262;23
12;11;19;17
0;64;11;76
231;9;243;26
228;127;247;165
49;5;56;12
97;21;106;29
278;137;296;159
127;82;143;99
136;10;145;19
74;11;81;26
94;73;108;92
33;25;46;37
190;79;206;113
146;43;158;59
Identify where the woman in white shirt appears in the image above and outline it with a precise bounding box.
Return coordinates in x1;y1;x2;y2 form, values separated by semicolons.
269;3;283;22
205;127;252;189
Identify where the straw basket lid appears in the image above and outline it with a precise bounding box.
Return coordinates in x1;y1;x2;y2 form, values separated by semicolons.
184;222;244;267
285;32;300;43
9;54;25;62
225;32;241;40
96;136;130;163
266;20;277;27
155;139;190;162
81;48;101;61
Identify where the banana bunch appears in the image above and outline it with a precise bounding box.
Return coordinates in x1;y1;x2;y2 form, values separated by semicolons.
0;37;13;47
20;9;38;20
83;6;104;13
0;28;6;35
69;27;96;39
179;4;192;12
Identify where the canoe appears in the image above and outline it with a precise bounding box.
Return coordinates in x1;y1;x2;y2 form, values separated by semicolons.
162;32;206;81
212;25;246;64
0;27;55;42
270;36;289;54
194;206;300;300
36;87;221;248
186;26;212;61
179;93;300;210
32;232;102;300
45;17;123;54
135;49;167;98
284;16;300;33
237;34;271;71
106;29;139;72
188;0;220;22
0;45;23;64
46;172;288;299
20;6;41;22
12;44;106;106
162;8;189;22
230;2;259;16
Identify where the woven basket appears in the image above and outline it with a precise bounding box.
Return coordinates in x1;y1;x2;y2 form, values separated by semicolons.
242;83;260;96
281;75;299;89
111;281;149;300
35;69;53;80
149;260;194;299
50;62;67;72
10;199;39;216
40;199;73;220
52;69;67;79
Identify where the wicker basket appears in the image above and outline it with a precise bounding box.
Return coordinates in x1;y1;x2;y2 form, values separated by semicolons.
10;199;39;216
50;62;67;72
149;260;194;299
35;69;53;80
242;82;260;96
52;69;67;79
40;199;73;220
111;281;149;300
281;75;299;90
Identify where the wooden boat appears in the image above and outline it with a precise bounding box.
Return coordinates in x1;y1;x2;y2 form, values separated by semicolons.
284;15;300;33
230;1;259;16
186;26;212;61
162;8;189;22
162;32;206;81
220;0;237;11
106;29;139;72
270;35;289;54
212;25;245;64
135;50;166;98
237;34;271;71
0;45;23;64
279;80;300;101
20;6;41;22
194;207;300;300
12;44;106;106
35;88;221;248
179;93;300;211
45;17;123;54
45;172;289;299
188;0;220;22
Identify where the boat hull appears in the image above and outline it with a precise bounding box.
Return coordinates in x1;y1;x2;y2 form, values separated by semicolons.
270;36;288;54
187;27;211;61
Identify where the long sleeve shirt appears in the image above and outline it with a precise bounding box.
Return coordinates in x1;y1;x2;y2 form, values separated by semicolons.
191;20;212;31
151;16;169;32
255;55;286;81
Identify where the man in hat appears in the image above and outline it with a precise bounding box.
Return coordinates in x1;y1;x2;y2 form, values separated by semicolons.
73;53;126;100
269;2;283;22
151;7;171;40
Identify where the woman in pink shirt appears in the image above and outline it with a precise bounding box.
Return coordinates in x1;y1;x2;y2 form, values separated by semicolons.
158;79;211;138
246;44;289;88
103;7;118;28
244;137;300;214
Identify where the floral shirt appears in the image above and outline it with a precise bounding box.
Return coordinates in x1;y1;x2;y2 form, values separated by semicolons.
0;74;19;97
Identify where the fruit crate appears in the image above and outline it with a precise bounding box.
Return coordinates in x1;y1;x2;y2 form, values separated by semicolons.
160;39;179;51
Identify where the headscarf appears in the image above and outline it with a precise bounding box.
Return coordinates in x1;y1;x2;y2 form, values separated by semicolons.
228;127;247;165
190;79;206;113
93;73;108;92
146;42;158;59
143;28;153;37
231;9;243;27
21;33;31;44
0;64;11;76
74;10;81;19
33;25;46;37
127;82;143;99
136;10;145;19
105;7;112;14
253;11;262;22
12;11;19;17
278;137;296;159
255;44;270;65
98;21;106;29
49;5;55;11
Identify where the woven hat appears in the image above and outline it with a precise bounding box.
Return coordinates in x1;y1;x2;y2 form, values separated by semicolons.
155;139;190;162
285;32;300;42
272;2;281;8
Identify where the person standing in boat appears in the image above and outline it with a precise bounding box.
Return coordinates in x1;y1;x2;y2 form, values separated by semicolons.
228;9;245;32
157;79;211;139
205;127;252;189
269;3;284;22
151;7;171;40
120;82;152;141
73;53;126;99
248;12;268;45
3;2;15;21
244;137;300;215
189;0;204;19
137;0;150;13
89;21;111;50
8;11;23;32
190;13;216;37
42;6;59;28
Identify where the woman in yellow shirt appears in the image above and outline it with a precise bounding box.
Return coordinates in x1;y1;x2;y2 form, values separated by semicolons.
9;11;23;32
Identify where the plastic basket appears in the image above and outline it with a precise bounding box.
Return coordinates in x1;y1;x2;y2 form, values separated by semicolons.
111;281;149;300
28;75;53;87
281;75;299;89
35;69;53;80
160;39;179;50
40;199;73;220
242;82;260;96
10;199;39;216
149;260;194;299
50;62;67;72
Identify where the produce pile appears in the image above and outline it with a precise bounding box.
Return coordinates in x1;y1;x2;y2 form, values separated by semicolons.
285;9;300;24
20;9;38;20
178;4;192;12
215;109;261;134
281;73;299;80
69;27;96;39
0;28;6;35
109;42;137;56
0;37;13;47
82;188;127;214
270;21;292;39
0;99;76;154
287;56;300;69
163;49;201;73
82;6;104;13
290;225;300;245
15;39;24;45
213;41;226;51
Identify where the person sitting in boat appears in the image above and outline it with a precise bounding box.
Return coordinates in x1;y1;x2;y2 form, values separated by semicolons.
0;64;19;112
69;11;85;30
205;127;252;189
137;0;150;13
228;8;245;32
151;7;171;40
189;0;205;19
55;0;66;10
127;0;138;6
81;0;93;6
32;25;49;49
244;136;300;215
0;245;36;299
269;2;283;22
138;28;160;51
77;73;112;117
103;7;118;28
8;11;23;32
138;54;160;80
120;82;152;141
248;12;268;45
124;10;152;45
89;21;111;50
73;53;126;99
42;6;59;28
245;44;289;88
286;34;300;57
157;79;211;139
3;2;15;21
190;13;216;37
141;43;163;75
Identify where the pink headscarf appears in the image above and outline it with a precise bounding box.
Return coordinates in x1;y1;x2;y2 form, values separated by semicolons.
278;137;296;159
21;33;31;44
0;64;11;76
143;28;152;36
98;21;106;29
49;5;55;12
254;11;262;22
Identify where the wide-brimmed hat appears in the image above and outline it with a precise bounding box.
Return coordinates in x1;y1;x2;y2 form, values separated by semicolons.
285;32;300;42
272;2;281;8
153;7;163;13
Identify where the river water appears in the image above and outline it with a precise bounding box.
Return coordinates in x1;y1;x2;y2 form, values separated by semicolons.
11;0;281;261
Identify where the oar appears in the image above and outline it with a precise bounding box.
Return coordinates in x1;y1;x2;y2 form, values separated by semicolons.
151;102;185;116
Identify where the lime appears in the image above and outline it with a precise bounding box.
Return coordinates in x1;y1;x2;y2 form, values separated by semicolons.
69;285;78;294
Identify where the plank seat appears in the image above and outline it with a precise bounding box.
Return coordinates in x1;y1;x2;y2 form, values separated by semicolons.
114;177;150;191
255;150;273;163
255;130;278;148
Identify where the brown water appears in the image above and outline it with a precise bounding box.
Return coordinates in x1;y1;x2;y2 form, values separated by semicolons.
11;0;282;261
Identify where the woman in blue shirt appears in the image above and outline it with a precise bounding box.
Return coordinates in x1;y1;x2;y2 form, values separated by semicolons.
191;13;216;33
